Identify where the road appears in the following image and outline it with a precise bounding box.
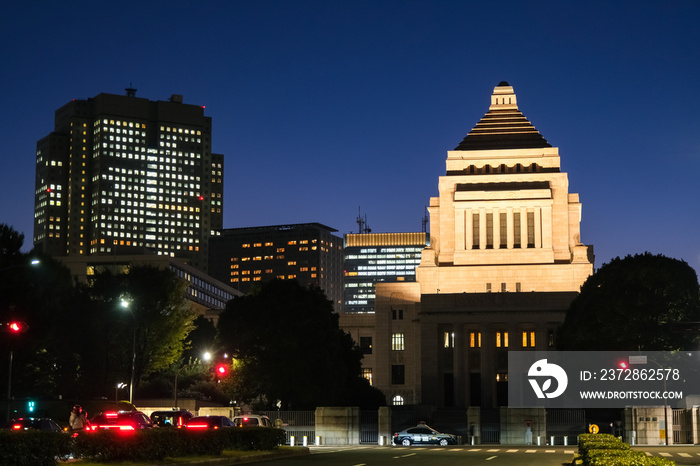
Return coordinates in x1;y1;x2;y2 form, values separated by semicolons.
262;444;700;465
266;445;577;465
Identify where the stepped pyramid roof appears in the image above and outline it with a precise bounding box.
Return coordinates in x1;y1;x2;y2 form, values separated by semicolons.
454;82;551;151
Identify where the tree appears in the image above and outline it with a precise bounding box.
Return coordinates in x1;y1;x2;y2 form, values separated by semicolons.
217;279;383;409
79;265;196;396
0;223;24;260
557;253;700;351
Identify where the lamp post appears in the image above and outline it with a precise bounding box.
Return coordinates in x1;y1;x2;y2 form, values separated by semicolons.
115;382;127;403
174;352;211;409
120;299;136;405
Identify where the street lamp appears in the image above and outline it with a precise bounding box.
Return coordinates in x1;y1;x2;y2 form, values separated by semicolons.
115;382;127;403
120;299;136;405
174;352;211;409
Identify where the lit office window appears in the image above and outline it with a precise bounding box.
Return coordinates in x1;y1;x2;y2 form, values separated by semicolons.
391;333;405;351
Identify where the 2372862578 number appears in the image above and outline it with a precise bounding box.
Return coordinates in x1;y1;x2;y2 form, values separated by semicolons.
599;368;680;381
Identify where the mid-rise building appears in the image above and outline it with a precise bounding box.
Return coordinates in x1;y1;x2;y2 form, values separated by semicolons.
58;255;241;322
208;223;344;311
33;90;223;273
343;232;427;313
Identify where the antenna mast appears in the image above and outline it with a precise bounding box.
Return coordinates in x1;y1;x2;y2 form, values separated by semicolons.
421;206;429;233
356;207;371;234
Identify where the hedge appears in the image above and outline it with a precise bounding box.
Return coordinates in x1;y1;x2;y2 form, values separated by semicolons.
0;427;286;464
578;433;675;466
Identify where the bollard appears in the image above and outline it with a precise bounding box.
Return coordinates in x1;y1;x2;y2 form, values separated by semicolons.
290;435;295;447
564;436;568;446
550;435;554;445
315;435;321;446
303;436;308;447
471;435;475;445
537;436;541;446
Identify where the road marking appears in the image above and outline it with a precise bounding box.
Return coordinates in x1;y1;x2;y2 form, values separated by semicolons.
526;449;537;453
679;453;692;457
488;448;500;452
546;449;555;453
565;450;575;454
486;456;497;460
393;453;416;459
506;449;519;452
659;452;672;457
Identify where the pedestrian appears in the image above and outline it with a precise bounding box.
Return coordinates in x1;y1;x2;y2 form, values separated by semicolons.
69;405;88;432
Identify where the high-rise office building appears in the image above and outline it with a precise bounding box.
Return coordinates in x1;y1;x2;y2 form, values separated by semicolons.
208;223;344;311
33;90;223;272
343;232;428;313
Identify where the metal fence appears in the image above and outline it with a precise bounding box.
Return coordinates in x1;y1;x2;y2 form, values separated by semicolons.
260;410;315;445
546;409;586;445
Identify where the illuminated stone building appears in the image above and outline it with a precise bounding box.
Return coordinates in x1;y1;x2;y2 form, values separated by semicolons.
343;232;428;313
208;223;344;312
345;82;594;408
33;90;223;273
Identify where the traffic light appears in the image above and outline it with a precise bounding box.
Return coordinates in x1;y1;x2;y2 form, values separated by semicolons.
2;321;27;334
214;363;229;382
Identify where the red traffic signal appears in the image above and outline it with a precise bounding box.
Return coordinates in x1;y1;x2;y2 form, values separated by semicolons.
3;321;26;333
215;364;229;377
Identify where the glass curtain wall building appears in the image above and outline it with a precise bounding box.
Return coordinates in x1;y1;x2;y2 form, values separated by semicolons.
343;232;428;313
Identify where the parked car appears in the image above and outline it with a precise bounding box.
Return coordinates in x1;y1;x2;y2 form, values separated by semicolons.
88;410;153;431
185;415;234;429
393;423;457;446
232;414;273;427
4;417;63;432
150;409;193;427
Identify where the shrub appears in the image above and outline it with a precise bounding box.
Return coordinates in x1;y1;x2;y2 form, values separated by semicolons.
578;433;675;466
0;430;71;466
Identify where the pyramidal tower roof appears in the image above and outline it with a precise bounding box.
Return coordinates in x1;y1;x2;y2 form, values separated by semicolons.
454;82;551;151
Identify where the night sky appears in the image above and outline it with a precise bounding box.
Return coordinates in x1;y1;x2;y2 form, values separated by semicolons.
1;1;699;273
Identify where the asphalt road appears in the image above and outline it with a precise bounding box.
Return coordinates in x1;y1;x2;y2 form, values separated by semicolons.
262;445;578;465
258;444;700;466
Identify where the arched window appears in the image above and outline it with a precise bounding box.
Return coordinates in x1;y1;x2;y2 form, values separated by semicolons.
392;395;405;406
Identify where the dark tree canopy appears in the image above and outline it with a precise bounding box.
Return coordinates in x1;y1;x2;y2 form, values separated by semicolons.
557;253;700;351
0;223;24;259
78;265;196;396
217;279;384;409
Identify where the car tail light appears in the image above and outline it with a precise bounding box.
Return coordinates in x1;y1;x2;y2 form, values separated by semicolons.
118;425;135;431
12;424;22;430
186;424;209;429
105;412;119;418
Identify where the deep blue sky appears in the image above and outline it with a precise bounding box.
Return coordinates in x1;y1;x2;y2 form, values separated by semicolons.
1;1;699;273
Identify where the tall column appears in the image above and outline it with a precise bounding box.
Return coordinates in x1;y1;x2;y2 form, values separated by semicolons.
534;208;542;249
507;208;514;249
465;209;473;250
479;208;487;250
520;207;528;249
493;209;501;249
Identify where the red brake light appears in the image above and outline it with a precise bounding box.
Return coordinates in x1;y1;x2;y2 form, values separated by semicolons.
12;424;21;430
105;412;118;418
187;424;208;429
118;425;135;431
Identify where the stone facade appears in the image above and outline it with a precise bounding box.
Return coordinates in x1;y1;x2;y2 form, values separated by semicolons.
344;82;594;409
